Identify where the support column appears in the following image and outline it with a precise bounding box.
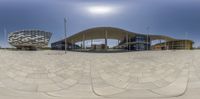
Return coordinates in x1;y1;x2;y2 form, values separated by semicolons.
146;34;149;51
91;39;93;50
83;34;85;50
149;38;151;50
126;33;129;51
80;41;82;51
118;40;120;49
71;40;74;50
105;30;108;50
160;40;162;50
129;37;131;50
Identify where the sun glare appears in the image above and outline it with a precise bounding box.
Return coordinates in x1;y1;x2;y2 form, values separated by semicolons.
87;6;113;15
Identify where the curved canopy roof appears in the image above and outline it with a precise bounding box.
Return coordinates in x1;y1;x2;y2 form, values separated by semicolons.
55;27;175;43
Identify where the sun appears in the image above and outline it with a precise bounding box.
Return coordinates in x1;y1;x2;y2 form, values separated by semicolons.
87;6;113;15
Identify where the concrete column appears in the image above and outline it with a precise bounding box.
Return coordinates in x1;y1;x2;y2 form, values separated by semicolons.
129;37;131;50
80;41;82;50
82;34;86;50
71;40;74;50
146;35;149;51
126;33;129;51
146;35;152;51
91;39;93;49
70;40;72;50
105;30;108;50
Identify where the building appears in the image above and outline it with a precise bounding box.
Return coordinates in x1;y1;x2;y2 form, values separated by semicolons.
51;27;193;51
117;35;150;51
152;40;194;50
91;44;109;50
9;30;52;50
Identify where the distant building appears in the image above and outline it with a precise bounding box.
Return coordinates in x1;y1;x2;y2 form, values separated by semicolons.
91;44;109;50
8;30;52;50
152;40;194;50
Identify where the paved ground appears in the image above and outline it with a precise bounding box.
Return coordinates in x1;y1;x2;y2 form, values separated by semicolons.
0;50;199;99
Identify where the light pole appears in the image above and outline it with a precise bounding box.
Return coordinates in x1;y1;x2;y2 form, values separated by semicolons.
64;17;67;54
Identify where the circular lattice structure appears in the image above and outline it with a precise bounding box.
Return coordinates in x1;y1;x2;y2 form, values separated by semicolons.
8;30;52;49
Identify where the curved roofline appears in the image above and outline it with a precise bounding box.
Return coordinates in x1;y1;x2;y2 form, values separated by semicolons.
53;27;176;43
67;26;141;39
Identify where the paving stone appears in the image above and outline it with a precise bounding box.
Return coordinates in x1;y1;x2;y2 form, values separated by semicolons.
0;50;197;99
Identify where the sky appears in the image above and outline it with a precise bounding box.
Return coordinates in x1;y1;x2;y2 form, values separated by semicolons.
0;0;200;47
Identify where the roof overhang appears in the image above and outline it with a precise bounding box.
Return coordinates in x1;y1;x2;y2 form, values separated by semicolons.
53;27;176;43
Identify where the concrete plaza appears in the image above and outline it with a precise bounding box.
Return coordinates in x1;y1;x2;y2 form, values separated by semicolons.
0;50;199;99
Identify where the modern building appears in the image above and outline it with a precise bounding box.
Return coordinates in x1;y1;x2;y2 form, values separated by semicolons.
51;27;193;51
9;30;52;50
152;40;194;50
91;44;109;50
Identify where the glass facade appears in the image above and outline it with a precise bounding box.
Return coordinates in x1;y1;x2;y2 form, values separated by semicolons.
122;35;151;51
